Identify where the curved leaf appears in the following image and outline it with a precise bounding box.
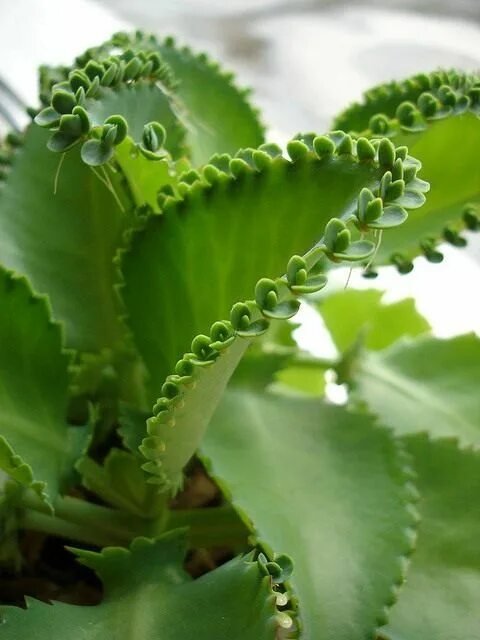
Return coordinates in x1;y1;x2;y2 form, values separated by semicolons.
333;71;473;133
379;435;480;640
119;135;426;490
157;36;265;163
38;30;265;166
201;391;417;639
36;51;189;209
0;269;71;507
0;531;283;640
103;30;266;163
0;126;128;353
352;333;480;445
333;71;480;270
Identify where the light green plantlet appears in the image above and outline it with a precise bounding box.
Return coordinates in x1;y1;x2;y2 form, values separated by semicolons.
0;31;478;639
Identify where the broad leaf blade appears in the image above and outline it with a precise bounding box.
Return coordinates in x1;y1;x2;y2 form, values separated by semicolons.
120;137;425;490
202;391;417;639
0;126;128;353
353;333;480;444
380;435;480;640
158;37;265;163
122;145;401;398
0;269;70;506
1;531;282;640
38;30;265;166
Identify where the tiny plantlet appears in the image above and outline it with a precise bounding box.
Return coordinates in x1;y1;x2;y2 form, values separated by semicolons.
0;31;479;639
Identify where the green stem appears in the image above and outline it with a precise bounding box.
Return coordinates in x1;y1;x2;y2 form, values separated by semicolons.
18;492;248;549
19;492;162;546
17;511;124;548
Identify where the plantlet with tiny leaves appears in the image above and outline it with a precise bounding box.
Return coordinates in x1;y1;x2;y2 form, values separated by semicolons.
0;31;479;640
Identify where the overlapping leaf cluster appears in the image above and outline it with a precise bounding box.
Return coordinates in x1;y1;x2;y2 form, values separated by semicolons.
0;30;478;639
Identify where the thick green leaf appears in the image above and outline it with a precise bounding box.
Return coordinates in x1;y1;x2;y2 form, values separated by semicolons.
37;61;189;209
333;71;480;269
121;141;411;394
318;289;430;353
0;531;282;640
157;37;265;163
88;30;266;163
0;269;71;506
38;30;265;166
353;333;480;444
202;391;417;640
0;125;128;353
120;136;425;490
379;435;480;640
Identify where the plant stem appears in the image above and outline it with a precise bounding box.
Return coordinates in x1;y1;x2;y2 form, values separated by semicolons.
19;492;161;546
18;492;249;549
17;511;124;548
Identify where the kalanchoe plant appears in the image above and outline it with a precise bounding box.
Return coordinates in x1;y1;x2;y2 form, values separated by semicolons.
0;30;479;639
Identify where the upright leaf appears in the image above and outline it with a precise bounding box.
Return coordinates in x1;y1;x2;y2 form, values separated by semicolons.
157;36;265;163
0;269;71;507
36;50;189;210
119;135;426;490
0;126;128;353
202;391;417;639
38;30;265;166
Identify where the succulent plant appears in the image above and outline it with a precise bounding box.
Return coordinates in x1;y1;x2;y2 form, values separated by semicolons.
0;30;478;639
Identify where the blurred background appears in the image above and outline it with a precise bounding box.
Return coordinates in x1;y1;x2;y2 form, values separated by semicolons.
0;0;479;344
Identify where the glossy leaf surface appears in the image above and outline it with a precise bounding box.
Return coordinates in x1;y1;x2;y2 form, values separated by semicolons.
120;135;425;490
202;391;416;639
